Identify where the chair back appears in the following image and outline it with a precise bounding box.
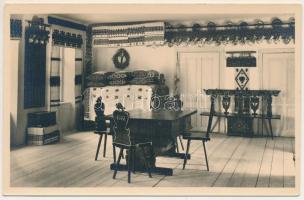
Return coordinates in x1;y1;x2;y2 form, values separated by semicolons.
206;95;216;138
94;96;107;131
113;108;131;146
163;96;183;111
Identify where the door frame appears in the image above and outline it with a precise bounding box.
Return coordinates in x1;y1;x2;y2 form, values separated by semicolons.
176;47;223;131
177;46;224;96
259;48;295;137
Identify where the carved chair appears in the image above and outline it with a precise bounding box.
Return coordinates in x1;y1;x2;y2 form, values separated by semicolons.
112;103;153;183
94;97;111;160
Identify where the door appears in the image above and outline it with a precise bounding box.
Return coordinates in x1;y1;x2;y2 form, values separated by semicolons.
261;50;295;137
178;51;220;130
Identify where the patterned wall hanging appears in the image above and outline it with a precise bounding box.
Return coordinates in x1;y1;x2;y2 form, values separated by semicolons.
165;17;295;46
49;47;84;110
112;48;130;69
85;25;93;80
50;46;62;109
91;22;165;47
52;29;83;48
235;68;249;90
24;16;50;108
226;51;256;67
75;49;83;105
10;19;22;39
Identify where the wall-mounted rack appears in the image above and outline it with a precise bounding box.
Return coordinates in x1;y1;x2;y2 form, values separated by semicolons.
226;51;257;68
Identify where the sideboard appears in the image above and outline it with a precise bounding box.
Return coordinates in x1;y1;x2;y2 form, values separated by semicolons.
201;89;281;138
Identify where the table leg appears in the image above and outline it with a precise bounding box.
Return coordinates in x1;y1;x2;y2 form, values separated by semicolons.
159;139;191;160
110;163;173;176
268;118;274;140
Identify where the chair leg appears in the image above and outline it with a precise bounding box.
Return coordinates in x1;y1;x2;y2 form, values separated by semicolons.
149;144;154;162
127;149;132;183
103;132;108;157
113;145;116;163
182;139;191;170
113;148;123;179
142;146;152;178
175;137;179;153
132;148;136;174
179;135;184;151
202;140;209;171
95;134;103;161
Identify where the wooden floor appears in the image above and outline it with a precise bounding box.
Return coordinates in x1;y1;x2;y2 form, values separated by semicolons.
10;131;295;187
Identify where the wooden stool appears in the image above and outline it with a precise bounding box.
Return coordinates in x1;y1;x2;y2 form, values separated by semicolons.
94;130;110;160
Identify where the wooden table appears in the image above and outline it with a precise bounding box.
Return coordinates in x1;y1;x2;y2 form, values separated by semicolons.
106;109;197;176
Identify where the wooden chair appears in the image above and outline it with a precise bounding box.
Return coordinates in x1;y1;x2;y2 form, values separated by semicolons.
182;131;210;171
182;95;215;171
94;121;111;160
94;96;113;161
112;103;153;183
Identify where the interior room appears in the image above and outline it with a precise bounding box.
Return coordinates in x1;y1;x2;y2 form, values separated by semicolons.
8;10;296;188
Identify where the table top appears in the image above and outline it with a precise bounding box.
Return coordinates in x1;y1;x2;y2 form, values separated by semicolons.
106;109;197;121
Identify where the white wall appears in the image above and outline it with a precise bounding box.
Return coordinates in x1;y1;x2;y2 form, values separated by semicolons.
92;41;294;93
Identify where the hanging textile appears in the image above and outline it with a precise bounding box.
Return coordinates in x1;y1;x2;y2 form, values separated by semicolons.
174;53;181;97
165;17;295;46
75;48;83;105
50;27;84;111
85;25;93;80
92;22;165;47
75;48;83;130
24;18;50;109
50;46;62;111
10;19;22;39
52;29;83;48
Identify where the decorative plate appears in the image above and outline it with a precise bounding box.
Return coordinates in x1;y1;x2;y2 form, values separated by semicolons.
112;48;130;69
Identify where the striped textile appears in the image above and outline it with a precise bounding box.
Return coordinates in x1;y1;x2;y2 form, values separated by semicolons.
28;130;60;145
92;22;165;47
75;48;83;104
50;46;62;110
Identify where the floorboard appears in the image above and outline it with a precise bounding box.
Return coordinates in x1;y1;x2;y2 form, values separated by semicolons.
240;137;267;187
10;131;295;187
283;138;295;187
269;138;284;187
213;137;251;187
256;137;275;187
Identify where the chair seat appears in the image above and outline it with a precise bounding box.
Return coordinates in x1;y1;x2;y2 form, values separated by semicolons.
182;131;210;141
94;129;110;135
113;138;152;148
